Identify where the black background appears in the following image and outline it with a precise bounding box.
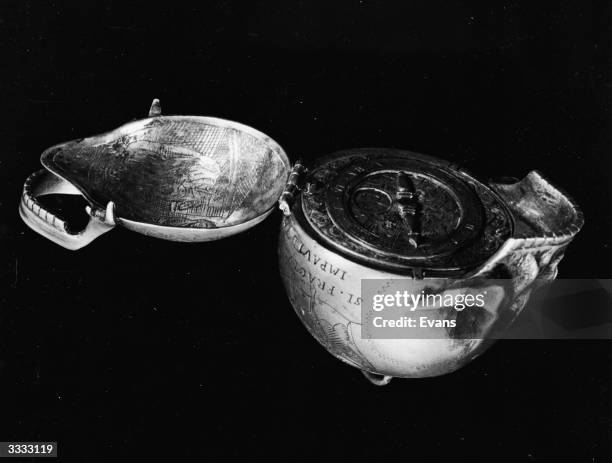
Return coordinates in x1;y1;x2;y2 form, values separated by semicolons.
2;1;612;461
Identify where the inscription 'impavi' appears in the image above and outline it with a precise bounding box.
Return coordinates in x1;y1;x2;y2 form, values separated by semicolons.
290;234;347;281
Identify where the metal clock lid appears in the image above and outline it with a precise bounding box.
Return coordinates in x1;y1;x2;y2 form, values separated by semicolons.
297;148;513;276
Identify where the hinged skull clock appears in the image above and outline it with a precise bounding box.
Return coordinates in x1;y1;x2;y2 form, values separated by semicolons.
20;100;583;385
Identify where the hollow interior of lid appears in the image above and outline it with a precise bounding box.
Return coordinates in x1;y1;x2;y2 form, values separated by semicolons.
41;116;291;230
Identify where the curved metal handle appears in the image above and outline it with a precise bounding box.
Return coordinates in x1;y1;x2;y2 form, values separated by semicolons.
19;169;116;250
361;370;393;386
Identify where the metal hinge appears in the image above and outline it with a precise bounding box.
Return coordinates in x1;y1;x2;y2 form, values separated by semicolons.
278;160;306;216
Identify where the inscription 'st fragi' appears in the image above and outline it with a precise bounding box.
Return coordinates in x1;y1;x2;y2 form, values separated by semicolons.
19;100;583;385
277;150;582;385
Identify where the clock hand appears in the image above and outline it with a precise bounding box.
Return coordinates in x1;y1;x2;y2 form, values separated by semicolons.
394;171;422;248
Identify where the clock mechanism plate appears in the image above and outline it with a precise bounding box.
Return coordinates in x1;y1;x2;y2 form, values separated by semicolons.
299;148;513;276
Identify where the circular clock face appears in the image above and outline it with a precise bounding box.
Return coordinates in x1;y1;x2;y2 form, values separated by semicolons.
300;148;513;276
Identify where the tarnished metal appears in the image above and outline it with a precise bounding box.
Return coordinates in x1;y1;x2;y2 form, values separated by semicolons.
20;100;290;249
18;101;585;386
394;171;422;249
278;160;305;216
299;149;513;276
278;148;583;384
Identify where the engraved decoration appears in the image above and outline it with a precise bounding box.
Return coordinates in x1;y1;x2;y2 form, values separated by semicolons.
301;150;513;276
278;149;583;384
41;117;290;229
19;101;290;249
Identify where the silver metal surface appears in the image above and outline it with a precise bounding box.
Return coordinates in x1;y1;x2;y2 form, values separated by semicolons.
278;149;584;384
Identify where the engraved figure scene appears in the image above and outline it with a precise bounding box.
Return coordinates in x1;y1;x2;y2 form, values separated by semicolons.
40;115;290;229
